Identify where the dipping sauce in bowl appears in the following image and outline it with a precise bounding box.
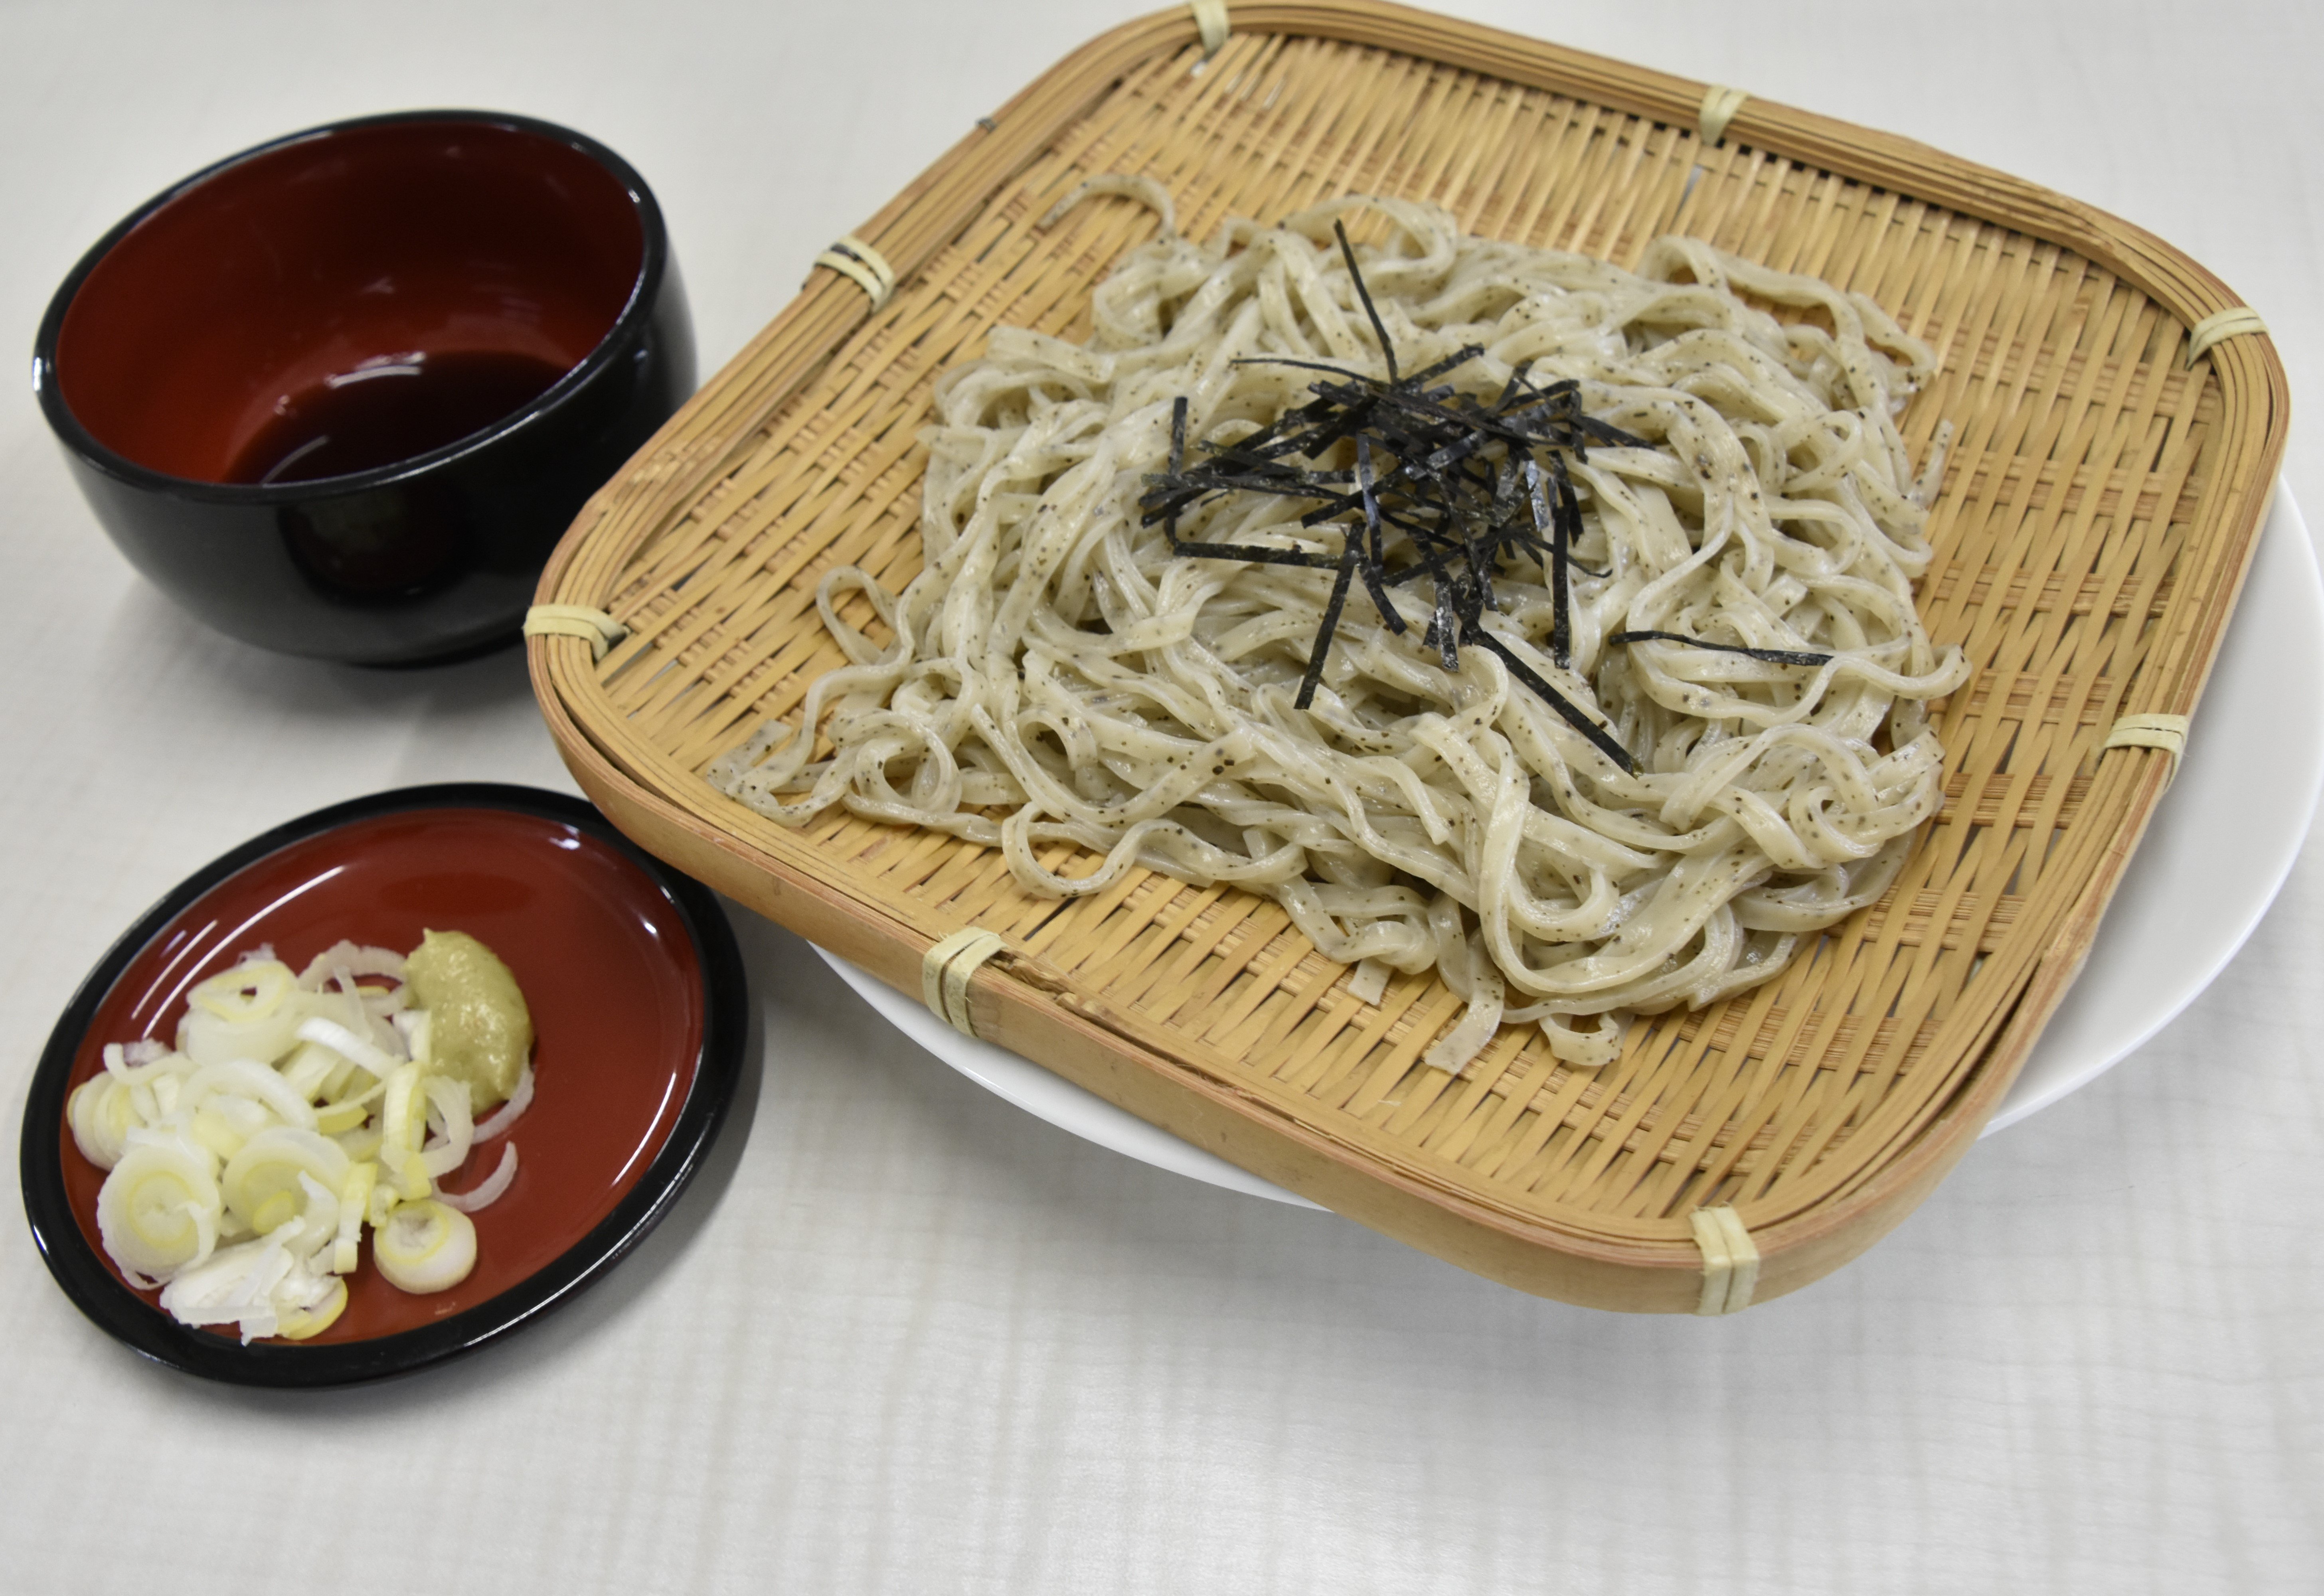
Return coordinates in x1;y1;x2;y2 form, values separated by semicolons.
32;112;694;665
221;351;577;488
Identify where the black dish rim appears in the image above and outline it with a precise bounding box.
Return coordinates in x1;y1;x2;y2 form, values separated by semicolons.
29;108;673;504
17;782;747;1389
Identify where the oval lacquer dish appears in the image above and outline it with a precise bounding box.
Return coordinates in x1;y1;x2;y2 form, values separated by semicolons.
20;784;747;1386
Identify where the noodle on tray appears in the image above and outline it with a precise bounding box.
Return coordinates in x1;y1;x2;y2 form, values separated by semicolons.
713;194;1968;1073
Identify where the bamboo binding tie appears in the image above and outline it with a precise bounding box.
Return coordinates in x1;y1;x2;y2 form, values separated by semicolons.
523;604;628;663
2186;307;2267;367
1190;0;1230;55
2103;712;2190;789
813;235;897;310
1698;84;1749;146
1691;1205;1760;1315
923;929;1006;1038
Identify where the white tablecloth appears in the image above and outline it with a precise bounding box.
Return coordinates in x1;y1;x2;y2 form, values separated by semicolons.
4;3;2319;1590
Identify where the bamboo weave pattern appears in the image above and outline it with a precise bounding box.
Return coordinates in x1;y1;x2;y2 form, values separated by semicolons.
532;5;2284;1305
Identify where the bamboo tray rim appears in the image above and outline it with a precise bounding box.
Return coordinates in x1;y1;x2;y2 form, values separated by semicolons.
527;0;2290;1310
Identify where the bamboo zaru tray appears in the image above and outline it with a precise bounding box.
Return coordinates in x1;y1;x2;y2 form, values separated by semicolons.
529;1;2287;1311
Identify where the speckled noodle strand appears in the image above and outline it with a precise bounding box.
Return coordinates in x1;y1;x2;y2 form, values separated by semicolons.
711;196;1967;1072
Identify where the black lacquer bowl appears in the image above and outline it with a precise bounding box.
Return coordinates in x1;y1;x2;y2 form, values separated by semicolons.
20;785;748;1387
32;112;694;666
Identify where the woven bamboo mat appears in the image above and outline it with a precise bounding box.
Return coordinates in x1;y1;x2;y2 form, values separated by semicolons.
530;1;2286;1310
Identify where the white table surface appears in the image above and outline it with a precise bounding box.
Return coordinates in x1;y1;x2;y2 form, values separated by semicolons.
5;2;2320;1590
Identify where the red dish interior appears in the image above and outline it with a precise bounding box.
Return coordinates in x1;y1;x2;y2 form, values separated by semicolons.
54;119;643;483
56;807;703;1345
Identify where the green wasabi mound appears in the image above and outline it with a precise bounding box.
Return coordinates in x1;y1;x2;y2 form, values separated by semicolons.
404;930;533;1111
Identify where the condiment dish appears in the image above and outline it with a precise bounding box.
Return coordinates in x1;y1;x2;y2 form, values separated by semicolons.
20;784;746;1386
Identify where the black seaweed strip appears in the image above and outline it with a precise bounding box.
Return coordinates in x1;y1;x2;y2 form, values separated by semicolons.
1502;386;1647;452
1196;437;1330;474
1549;451;1581;667
1296;540;1362;709
1284;405;1379;462
1464;532;1496;616
1423;584;1459;669
1139;481;1212;520
1421;432;1488;475
1230;355;1386;384
1172;541;1344;569
1415;476;1461;671
1525;460;1568;666
1607;630;1834;667
1575;415;1648;448
1164;397;1188;549
1468;631;1637;772
1333;221;1400;385
1355;438;1405;633
1403;344;1488;387
1294;492;1366;527
1219;395;1348;462
1498;376;1583;416
1201;449;1339;484
1178;473;1354;500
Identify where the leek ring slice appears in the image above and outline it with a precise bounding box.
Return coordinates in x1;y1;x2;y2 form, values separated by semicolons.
96;1141;223;1280
373;1199;477;1294
67;1075;137;1170
275;1276;348;1341
221;1128;351;1235
189;959;295;1023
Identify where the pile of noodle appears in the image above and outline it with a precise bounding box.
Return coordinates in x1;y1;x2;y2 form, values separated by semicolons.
712;194;1967;1072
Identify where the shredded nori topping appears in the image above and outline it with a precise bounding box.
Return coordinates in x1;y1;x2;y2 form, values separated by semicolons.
1606;631;1834;669
1137;220;1644;772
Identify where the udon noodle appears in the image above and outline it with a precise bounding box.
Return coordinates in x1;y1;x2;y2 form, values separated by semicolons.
713;195;1967;1071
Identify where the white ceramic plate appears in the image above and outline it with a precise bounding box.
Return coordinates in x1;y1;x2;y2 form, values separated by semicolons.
1982;486;2324;1128
816;486;2324;1202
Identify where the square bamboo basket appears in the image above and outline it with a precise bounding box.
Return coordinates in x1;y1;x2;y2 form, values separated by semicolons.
528;0;2287;1311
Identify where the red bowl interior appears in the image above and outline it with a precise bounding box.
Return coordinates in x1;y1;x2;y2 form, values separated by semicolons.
54;118;643;484
56;806;702;1345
